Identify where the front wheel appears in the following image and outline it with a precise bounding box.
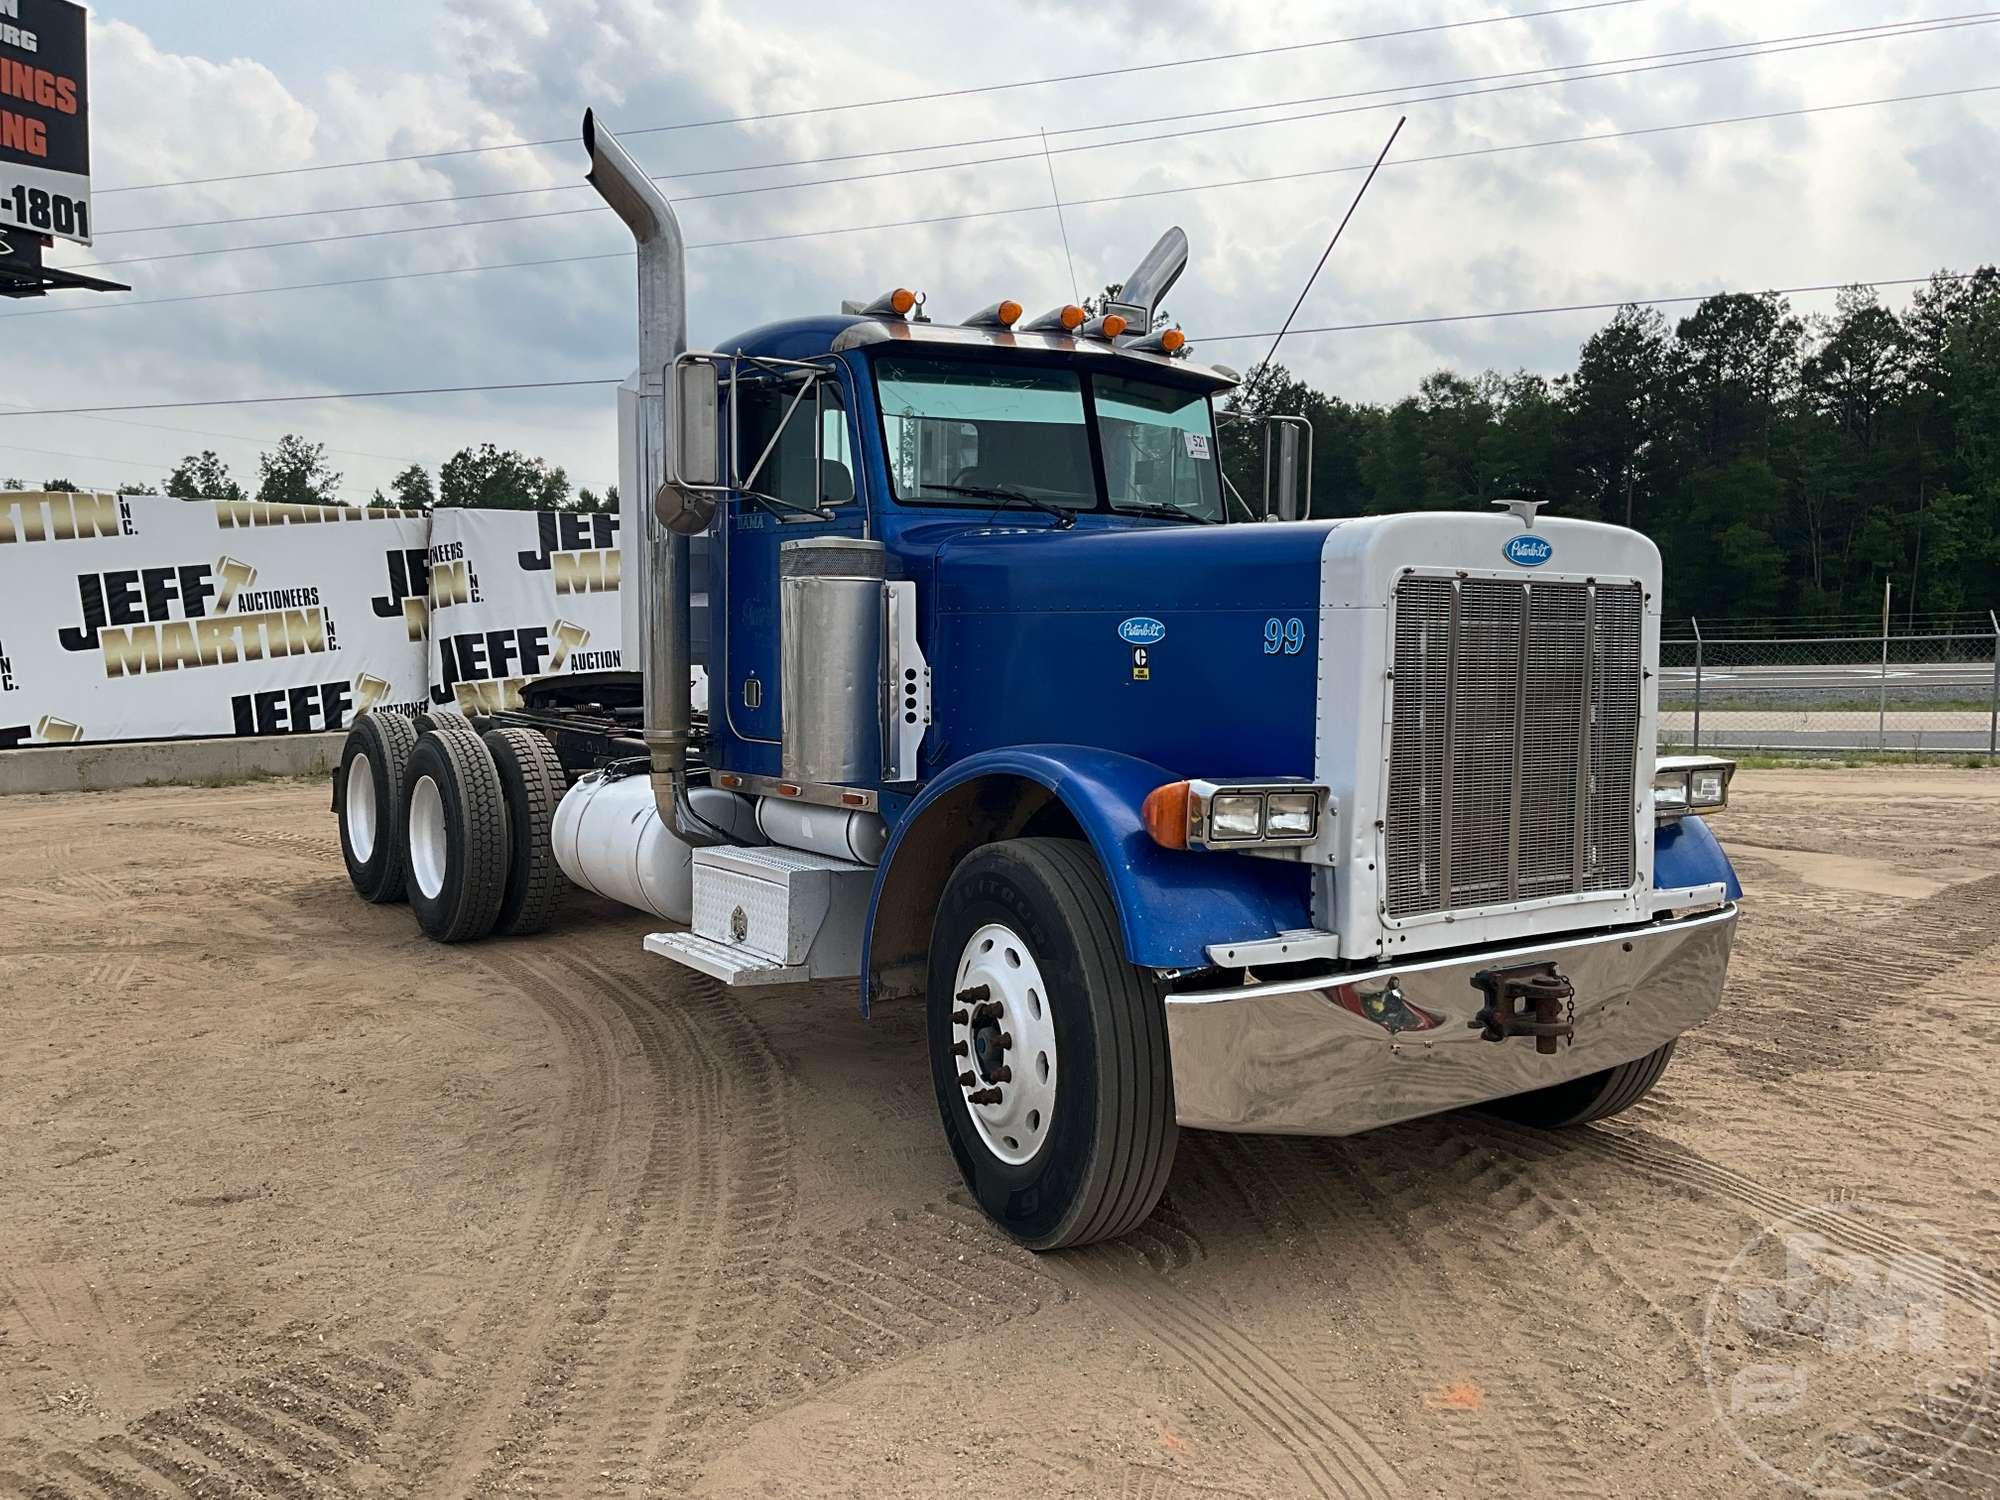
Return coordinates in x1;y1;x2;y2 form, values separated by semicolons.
1484;1040;1677;1128
927;838;1176;1251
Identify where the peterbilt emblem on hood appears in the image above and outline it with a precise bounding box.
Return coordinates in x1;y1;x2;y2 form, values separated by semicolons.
1503;534;1554;568
1118;616;1167;645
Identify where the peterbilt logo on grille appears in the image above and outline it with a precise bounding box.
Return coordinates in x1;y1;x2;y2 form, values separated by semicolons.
1118;616;1166;645
1503;534;1554;567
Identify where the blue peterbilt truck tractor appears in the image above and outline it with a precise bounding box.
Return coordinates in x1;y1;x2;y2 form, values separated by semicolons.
332;114;1743;1250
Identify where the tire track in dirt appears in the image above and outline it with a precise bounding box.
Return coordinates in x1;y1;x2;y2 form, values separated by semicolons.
1703;873;2000;1082
637;1193;1062;1491
3;1344;429;1500
1066;1236;1404;1500
367;945;637;1499
1187;1133;1531;1494
1844;1364;2000;1497
481;946;788;1499
1486;1122;2000;1325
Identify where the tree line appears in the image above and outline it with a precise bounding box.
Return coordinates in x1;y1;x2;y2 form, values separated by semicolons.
1223;269;2000;622
3;439;617;513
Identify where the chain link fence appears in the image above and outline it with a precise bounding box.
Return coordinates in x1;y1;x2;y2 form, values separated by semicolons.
1658;612;1999;757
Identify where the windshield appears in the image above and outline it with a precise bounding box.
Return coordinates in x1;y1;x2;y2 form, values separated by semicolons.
875;355;1221;521
878;357;1095;510
1095;373;1223;522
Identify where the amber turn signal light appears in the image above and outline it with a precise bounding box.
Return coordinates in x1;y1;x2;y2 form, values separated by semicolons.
1142;780;1192;850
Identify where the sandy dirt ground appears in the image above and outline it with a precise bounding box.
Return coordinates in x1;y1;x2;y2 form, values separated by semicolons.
1;767;1997;1498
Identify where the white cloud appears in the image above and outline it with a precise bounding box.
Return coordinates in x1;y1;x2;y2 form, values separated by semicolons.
7;0;1993;498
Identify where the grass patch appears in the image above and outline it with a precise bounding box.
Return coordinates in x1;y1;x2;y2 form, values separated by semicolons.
1719;752;1991;770
1661;697;1993;714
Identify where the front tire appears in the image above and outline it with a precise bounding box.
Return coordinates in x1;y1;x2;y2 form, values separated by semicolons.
927;838;1176;1251
404;726;510;943
1485;1040;1677;1127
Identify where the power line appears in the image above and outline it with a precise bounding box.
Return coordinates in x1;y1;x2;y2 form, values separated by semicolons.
1198;274;1984;346
92;12;1979;241
73;16;1997;274
0;441;173;472
95;0;1655;196
0;272;1982;419
0;400;424;465
0;381;619;417
20;83;1994;321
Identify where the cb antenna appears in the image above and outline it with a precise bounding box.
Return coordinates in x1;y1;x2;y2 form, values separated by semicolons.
1259;115;1405;377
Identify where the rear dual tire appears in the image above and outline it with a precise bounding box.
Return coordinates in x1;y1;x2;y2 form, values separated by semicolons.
337;714;566;942
405;724;510;943
337;710;419;904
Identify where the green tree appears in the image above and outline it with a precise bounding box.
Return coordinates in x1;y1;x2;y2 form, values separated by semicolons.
1564;305;1668;525
574;483;619;513
257;435;342;505
44;477;80;492
389;462;435;509
167;450;245;501
438;444;571;510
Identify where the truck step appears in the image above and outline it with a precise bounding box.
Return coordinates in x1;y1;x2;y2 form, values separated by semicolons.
644;930;813;987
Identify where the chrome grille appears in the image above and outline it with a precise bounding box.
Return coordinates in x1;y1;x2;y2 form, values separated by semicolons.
1384;575;1642;920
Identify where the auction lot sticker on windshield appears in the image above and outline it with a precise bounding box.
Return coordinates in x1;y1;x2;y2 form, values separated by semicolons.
0;0;92;246
1183;431;1212;460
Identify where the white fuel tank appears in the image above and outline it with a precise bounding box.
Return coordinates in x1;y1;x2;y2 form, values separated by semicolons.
552;773;758;921
754;796;888;865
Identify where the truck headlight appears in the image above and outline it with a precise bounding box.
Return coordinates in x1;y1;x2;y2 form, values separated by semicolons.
1209;793;1263;841
1653;756;1734;820
1265;792;1319;838
1142;778;1330;852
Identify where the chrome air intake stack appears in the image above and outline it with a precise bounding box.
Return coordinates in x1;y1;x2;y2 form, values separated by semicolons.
1105;227;1189;336
582;110;711;839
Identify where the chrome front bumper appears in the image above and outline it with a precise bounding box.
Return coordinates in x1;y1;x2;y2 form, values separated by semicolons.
1164;904;1738;1136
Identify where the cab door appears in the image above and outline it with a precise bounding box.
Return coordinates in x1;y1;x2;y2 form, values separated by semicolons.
719;371;863;751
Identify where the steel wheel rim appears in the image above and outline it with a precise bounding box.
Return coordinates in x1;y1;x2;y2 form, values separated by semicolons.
953;922;1059;1166
345;751;377;863
408;773;447;901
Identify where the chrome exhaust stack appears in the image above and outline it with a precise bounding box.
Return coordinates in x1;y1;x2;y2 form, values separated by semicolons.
583;109;719;842
1105;227;1189;336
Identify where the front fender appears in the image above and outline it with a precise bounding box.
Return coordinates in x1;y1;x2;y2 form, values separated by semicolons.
860;744;1311;1010
1655;813;1743;899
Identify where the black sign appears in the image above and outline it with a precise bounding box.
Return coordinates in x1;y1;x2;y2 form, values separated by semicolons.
0;0;90;246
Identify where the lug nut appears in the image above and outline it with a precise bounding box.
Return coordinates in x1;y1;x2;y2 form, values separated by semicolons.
951;1009;969;1025
951;1041;967;1057
956;984;991;1005
958;1071;976;1088
967;1086;1003;1106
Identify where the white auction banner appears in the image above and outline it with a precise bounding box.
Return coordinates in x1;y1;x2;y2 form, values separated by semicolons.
0;492;433;748
424;507;626;714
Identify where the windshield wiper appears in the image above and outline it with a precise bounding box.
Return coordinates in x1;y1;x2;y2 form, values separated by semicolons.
1115;501;1221;525
920;482;1078;529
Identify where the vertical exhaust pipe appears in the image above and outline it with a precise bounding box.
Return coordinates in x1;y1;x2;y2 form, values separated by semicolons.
583;110;717;841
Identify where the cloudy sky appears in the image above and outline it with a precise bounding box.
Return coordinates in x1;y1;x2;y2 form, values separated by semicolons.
3;0;1994;501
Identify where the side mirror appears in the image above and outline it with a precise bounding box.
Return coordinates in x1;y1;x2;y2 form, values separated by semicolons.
1263;415;1312;522
674;357;722;488
657;356;723;534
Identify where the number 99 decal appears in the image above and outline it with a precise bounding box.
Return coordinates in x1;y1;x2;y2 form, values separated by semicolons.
1262;616;1306;656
